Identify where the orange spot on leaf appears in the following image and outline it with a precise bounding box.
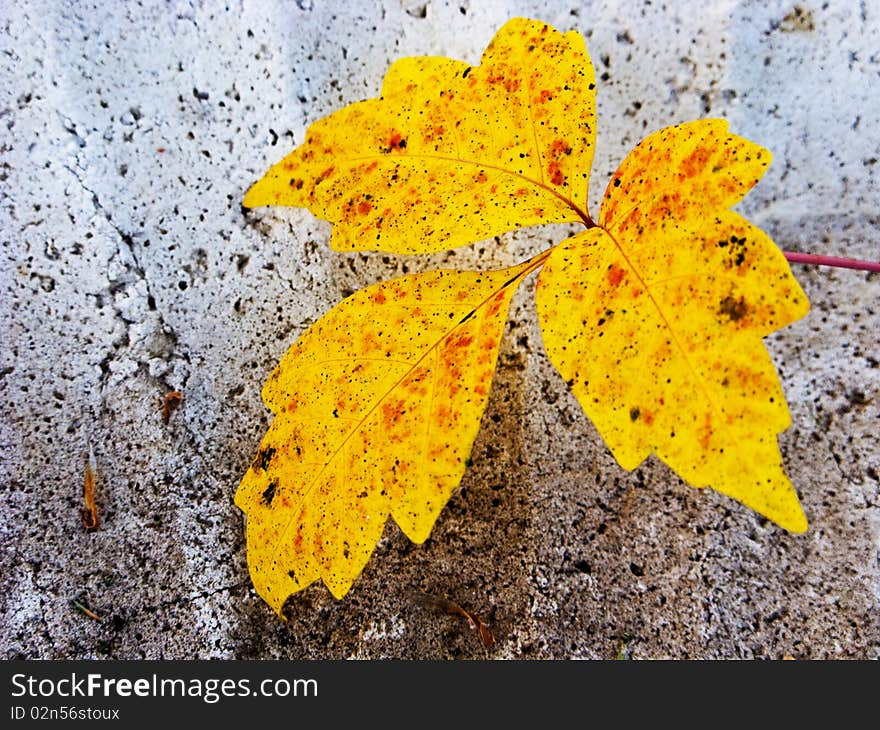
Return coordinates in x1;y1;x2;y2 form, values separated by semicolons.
449;333;475;350
549;138;572;158
385;132;407;152
681;147;711;178
381;399;406;425
607;265;627;287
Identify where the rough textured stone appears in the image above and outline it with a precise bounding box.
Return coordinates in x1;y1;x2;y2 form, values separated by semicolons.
1;0;877;659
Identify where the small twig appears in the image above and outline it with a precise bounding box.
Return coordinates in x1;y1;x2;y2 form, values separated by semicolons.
80;447;99;532
161;390;183;424
412;591;496;648
70;598;102;621
783;251;880;273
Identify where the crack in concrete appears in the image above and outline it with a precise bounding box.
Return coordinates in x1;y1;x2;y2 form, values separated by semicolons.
62;161;194;392
117;580;250;623
13;561;55;652
59;113;86;149
58;163;223;605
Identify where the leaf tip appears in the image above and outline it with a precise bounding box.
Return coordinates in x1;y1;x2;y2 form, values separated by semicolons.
242;181;264;209
776;504;808;534
325;577;353;601
720;474;809;535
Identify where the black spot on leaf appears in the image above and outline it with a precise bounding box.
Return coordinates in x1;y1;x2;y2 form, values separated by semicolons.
718;295;749;322
255;446;276;472
262;480;279;506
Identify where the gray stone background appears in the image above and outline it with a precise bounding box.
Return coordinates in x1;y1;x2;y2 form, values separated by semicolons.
1;0;877;659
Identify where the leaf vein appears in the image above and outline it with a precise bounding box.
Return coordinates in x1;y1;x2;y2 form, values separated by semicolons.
600;225;722;417
340;152;589;224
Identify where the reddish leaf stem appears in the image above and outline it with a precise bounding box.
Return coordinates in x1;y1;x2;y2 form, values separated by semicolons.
782;251;880;273
573;208;877;272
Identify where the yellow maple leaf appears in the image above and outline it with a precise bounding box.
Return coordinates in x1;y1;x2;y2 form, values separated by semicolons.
243;17;596;253
234;259;538;612
535;120;810;531
238;18;814;613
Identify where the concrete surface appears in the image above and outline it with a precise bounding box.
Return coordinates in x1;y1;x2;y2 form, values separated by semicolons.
1;0;877;659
